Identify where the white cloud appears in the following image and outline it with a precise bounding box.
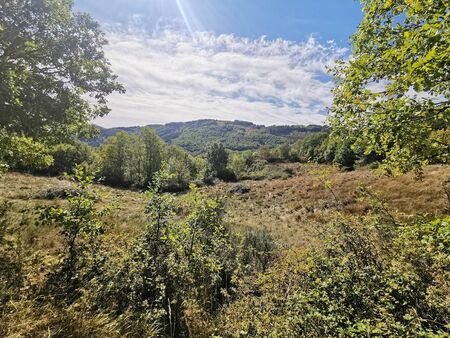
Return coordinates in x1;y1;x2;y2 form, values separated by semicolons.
95;29;348;127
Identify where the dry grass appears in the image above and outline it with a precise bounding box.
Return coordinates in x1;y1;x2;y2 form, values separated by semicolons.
1;164;449;249
0;172;146;262
208;164;450;246
0;165;449;337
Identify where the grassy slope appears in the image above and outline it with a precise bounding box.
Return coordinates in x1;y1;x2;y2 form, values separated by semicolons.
214;164;449;246
2;164;448;251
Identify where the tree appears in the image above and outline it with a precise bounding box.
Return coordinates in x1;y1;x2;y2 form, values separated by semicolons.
331;0;449;174
206;143;229;178
229;152;246;178
293;132;328;162
334;139;356;170
229;150;260;179
47;141;93;175
97;128;164;188
257;145;274;162
98;131;130;186
274;143;291;162
0;0;124;142
138;127;164;186
164;145;203;191
319;136;339;164
41;166;112;302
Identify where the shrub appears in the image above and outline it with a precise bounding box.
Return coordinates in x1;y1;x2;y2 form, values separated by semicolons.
0;162;7;176
333;139;356;170
257;145;277;163
0;129;53;171
207;143;229;177
47;142;93;175
94;174;238;337
240;228;278;273
229;151;266;179
0;201;23;313
217;168;238;182
40;166;112;303
33;187;87;200
218;217;450;337
292;132;328;162
164;145;205;191
228;184;251;195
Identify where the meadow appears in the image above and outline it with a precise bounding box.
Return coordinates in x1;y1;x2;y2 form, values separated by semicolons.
3;164;448;250
1;0;448;336
1;163;449;336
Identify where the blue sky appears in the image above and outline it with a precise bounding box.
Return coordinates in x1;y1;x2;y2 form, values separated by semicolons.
74;0;364;127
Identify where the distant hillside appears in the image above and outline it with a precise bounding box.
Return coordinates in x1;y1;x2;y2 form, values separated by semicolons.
86;119;328;153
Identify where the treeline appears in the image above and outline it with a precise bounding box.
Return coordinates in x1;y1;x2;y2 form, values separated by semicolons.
227;132;383;180
5;124;443;188
1;127;206;191
260;132;379;168
12;121;448;191
95;128;206;190
88;119;329;153
1;126;384;190
292;132;381;168
1;126;238;190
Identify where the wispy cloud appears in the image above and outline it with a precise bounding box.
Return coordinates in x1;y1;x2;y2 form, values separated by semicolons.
96;29;348;127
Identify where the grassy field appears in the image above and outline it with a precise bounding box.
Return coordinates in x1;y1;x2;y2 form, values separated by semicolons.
2;164;448;250
1;164;449;337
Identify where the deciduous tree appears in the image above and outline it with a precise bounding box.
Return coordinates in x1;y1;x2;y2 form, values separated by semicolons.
0;0;124;141
331;0;449;174
206;143;229;178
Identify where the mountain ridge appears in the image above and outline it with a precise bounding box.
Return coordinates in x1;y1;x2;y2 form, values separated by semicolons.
87;119;328;153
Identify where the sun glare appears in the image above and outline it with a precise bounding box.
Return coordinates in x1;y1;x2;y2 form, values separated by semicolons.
174;0;202;36
175;0;194;35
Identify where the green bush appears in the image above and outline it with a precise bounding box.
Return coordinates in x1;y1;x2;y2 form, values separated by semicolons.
206;142;229;178
40;166;113;302
93;175;238;336
47;142;93;175
333;139;356;170
292;132;329;163
240;228;278;273
218;217;450;337
0;129;53;171
0;201;23;312
229;151;264;179
163;145;205;191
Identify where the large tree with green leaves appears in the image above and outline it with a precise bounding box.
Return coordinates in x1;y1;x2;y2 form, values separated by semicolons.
206;142;229;178
98;131;130;186
0;0;124;142
331;0;449;174
133;127;164;187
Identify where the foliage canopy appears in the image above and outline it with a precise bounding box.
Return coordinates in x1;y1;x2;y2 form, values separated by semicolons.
331;0;449;174
0;0;123;141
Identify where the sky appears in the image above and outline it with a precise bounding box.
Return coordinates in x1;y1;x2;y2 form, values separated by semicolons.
74;0;364;127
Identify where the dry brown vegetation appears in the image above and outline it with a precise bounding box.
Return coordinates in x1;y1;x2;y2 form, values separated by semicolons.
1;164;449;337
211;164;449;246
2;164;448;249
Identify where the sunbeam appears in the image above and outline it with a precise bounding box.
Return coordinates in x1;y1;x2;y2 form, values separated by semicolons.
175;0;193;35
174;0;205;37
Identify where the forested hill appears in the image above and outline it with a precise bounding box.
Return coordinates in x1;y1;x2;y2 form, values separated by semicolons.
86;119;328;153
